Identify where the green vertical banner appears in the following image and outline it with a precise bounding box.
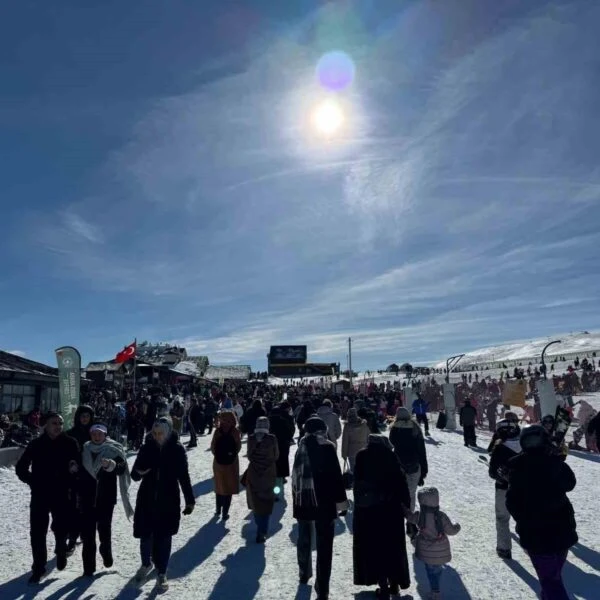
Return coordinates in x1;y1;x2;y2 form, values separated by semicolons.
55;346;81;429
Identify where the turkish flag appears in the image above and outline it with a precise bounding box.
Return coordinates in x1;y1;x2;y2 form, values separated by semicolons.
115;341;137;363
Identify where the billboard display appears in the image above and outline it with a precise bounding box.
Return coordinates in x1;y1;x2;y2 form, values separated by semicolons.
268;345;308;364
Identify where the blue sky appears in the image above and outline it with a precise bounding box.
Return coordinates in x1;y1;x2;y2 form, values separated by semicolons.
2;0;600;370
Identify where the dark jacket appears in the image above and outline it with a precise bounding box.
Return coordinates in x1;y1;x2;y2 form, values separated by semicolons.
488;440;521;490
295;402;315;437
506;450;577;554
66;405;95;451
241;402;267;435
293;436;347;522
188;404;205;430
131;432;195;538
78;450;126;512
353;444;411;590
269;406;295;478
587;412;600;437
389;421;428;478
16;433;80;499
459;404;477;427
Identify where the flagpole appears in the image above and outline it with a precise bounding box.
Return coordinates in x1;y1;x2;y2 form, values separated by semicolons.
133;338;137;398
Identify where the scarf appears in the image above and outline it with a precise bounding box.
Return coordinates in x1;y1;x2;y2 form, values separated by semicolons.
418;505;445;539
504;438;522;454
82;438;134;520
292;432;329;508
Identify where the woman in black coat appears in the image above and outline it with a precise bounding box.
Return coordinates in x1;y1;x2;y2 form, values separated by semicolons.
131;417;195;591
506;425;577;600
353;434;411;600
242;399;267;435
269;402;295;499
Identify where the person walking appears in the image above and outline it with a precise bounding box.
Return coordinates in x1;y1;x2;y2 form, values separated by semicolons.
341;408;370;472
211;410;242;521
204;398;217;435
409;487;461;600
411;393;430;435
506;425;578;600
131;417;195;591
169;399;185;435
79;422;133;576
16;412;80;583
488;419;521;560
245;416;279;543
292;416;348;600
186;397;203;449
389;407;428;538
241;399;267;436
296;399;316;438
459;399;478;447
353;434;411;599
269;402;295;501
316;400;342;448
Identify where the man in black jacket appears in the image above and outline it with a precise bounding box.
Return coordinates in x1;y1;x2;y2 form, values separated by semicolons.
459;400;478;447
488;419;521;560
16;412;80;583
292;417;348;600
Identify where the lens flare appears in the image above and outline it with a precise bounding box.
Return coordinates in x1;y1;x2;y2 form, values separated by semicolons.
316;51;355;92
273;486;281;495
311;99;344;137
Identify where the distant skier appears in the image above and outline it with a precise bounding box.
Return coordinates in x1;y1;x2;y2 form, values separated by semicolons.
459;400;478;447
488;419;521;560
411;393;430;435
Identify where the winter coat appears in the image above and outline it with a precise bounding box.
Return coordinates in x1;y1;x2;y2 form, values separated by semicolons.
352;444;411;590
296;401;315;437
188;404;205;430
16;432;80;500
211;427;242;495
389;420;428;478
66;405;95;451
506;450;578;554
316;406;342;445
412;509;460;566
488;439;521;490
242;404;267;435
459;404;477;427
246;434;279;516
269;407;295;478
292;435;347;522
587;412;600;437
78;451;126;512
412;398;428;416
341;419;370;462
131;432;194;538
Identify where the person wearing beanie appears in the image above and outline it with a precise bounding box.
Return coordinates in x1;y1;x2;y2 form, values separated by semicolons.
389;406;428;538
409;486;461;600
245;416;280;543
488;419;521;560
296;399;316;438
459;399;478;447
79;422;133;576
269;402;296;501
506;425;577;600
292;416;348;600
16;412;80;584
353;434;412;599
341;408;370;472
316;400;342;448
131;416;195;591
211;410;242;521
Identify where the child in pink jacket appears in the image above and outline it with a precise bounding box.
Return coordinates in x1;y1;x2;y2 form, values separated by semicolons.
410;487;461;600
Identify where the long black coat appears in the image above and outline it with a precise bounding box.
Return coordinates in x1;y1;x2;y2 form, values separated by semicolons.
131;432;195;538
78;453;126;512
242;404;267;435
269;407;295;478
292;436;347;522
389;421;428;478
506;450;578;554
353;444;411;590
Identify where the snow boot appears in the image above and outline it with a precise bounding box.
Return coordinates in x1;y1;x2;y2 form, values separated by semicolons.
28;569;46;585
56;553;68;571
156;573;169;591
497;548;512;560
134;564;153;583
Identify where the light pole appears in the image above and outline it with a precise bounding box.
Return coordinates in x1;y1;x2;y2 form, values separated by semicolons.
348;337;353;387
541;340;561;379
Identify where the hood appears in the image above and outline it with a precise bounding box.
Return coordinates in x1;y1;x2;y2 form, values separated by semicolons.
74;404;95;426
346;418;366;428
392;419;416;430
417;486;439;508
317;405;333;416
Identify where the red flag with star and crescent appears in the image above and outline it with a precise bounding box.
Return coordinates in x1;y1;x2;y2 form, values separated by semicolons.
115;341;137;363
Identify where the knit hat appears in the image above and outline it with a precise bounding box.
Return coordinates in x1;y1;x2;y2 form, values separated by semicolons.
417;486;440;508
396;407;411;421
368;434;394;452
153;416;173;438
304;416;327;434
255;416;270;435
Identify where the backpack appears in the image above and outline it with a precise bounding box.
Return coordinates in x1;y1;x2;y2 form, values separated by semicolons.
214;432;238;465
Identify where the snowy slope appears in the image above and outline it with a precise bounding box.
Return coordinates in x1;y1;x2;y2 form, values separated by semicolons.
1;408;599;600
433;332;600;369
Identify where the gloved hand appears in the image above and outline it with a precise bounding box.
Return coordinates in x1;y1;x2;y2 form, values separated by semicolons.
68;460;79;474
418;477;425;487
453;523;461;532
101;458;116;472
338;510;348;517
182;504;195;515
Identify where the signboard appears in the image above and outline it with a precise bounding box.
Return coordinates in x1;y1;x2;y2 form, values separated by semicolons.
55;346;81;429
269;346;307;364
442;383;457;430
502;379;527;408
537;379;559;419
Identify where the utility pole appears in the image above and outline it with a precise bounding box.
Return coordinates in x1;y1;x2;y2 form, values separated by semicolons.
348;337;353;387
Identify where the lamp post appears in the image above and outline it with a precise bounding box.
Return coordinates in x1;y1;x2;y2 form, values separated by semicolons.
541;340;561;379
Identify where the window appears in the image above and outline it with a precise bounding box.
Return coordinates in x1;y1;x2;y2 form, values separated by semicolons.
41;387;60;412
0;384;36;415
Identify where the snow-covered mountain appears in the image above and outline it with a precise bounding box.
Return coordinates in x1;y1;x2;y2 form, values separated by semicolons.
434;331;600;368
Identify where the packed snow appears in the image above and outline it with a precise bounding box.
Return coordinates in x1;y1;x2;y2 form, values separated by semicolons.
1;398;599;599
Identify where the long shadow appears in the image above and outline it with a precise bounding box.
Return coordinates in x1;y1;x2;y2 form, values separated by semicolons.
411;555;473;599
294;583;313;600
424;437;444;446
192;478;214;498
564;559;600;598
354;593;413;600
468;446;489;454
288;516;346;546
206;523;266;600
567;450;600;463
44;572;110;600
343;503;354;534
570;542;600;571
0;573;59;600
168;517;228;580
503;558;541;596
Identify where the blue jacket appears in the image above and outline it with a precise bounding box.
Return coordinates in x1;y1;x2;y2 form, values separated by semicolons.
412;398;428;416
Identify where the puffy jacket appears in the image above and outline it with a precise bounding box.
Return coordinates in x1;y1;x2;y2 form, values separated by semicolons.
316;406;342;445
459;404;477;427
341;419;370;461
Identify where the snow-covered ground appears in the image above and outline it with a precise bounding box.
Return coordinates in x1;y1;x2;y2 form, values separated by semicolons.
1;399;599;600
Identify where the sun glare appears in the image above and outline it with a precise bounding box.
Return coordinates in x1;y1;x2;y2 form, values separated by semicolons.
312;99;344;137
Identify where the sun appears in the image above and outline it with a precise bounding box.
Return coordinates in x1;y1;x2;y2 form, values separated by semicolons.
311;99;344;137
